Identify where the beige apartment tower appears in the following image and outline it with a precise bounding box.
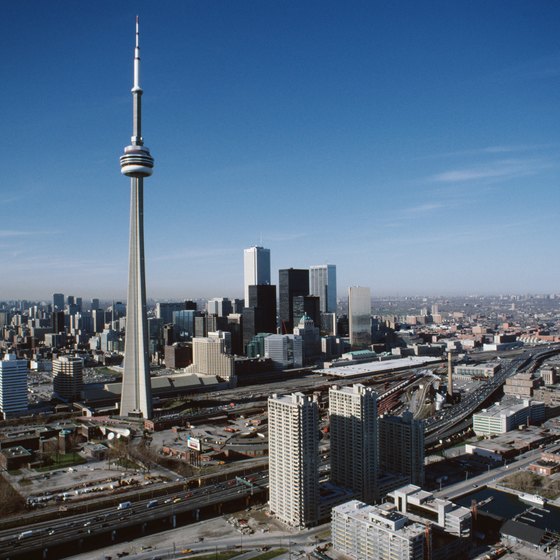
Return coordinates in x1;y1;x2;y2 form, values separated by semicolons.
186;336;235;383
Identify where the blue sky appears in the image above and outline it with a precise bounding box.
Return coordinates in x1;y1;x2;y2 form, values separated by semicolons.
2;1;560;300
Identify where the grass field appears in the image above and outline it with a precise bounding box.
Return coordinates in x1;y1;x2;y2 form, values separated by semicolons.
178;552;241;560
35;453;87;472
251;549;287;559
183;548;288;560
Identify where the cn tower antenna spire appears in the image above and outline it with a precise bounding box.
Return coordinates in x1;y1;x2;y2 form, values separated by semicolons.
133;16;141;93
130;15;144;147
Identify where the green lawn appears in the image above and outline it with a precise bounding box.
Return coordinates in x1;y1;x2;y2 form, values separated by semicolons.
181;552;241;560
185;549;287;560
35;453;87;472
251;549;287;560
112;458;142;470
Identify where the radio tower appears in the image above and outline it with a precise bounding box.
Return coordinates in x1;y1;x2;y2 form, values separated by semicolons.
119;17;154;419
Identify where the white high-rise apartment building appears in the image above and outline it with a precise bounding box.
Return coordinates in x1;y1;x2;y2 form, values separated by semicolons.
348;286;371;349
243;246;271;305
309;264;337;313
0;354;28;417
53;356;84;402
329;384;378;503
268;392;319;528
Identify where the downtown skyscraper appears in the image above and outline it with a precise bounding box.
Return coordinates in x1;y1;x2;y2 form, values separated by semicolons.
309;264;337;313
119;18;154;419
279;268;309;333
243;246;271;304
348;286;372;349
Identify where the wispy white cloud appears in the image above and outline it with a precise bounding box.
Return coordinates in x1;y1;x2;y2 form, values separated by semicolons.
264;232;308;243
0;229;61;238
0;194;26;204
1;254;121;274
419;143;558;160
402;202;446;214
431;158;552;184
152;247;237;263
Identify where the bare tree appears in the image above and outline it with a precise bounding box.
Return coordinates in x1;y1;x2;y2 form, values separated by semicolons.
0;474;25;514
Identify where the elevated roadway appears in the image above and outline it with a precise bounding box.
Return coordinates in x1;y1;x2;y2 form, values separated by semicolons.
0;472;269;560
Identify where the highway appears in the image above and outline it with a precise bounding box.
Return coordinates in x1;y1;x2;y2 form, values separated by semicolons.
424;347;559;446
0;472;269;560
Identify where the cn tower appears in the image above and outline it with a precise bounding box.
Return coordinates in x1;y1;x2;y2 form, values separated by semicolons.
119;17;154;419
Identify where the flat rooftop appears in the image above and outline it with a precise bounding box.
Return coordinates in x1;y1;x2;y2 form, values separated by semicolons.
476;400;541;418
315;356;440;378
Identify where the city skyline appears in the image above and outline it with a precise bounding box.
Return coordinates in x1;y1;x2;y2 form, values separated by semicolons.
2;2;560;299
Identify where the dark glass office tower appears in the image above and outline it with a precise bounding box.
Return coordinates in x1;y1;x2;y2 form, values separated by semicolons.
279;268;309;334
52;311;65;334
248;285;277;332
292;295;320;327
242;284;277;350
